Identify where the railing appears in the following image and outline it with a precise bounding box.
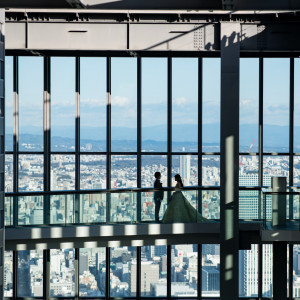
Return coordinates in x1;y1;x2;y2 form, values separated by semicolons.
4;186;268;227
262;188;300;230
5;187;222;226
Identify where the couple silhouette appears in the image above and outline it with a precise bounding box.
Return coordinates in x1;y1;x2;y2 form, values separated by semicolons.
153;172;208;223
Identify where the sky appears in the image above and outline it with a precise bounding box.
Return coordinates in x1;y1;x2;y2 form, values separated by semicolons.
4;56;300;144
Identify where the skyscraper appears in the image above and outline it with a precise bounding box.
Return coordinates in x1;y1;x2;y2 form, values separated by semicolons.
180;148;191;186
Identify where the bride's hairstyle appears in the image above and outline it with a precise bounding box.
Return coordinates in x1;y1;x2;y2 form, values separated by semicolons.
174;174;184;187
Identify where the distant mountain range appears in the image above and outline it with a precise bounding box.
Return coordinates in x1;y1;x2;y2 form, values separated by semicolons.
6;123;298;150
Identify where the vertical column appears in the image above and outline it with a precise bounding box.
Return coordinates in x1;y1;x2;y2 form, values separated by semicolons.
43;249;50;300
0;11;4;297
167;245;171;298
74;248;79;300
137;57;142;221
220;22;240;300
167;58;172;189
289;58;294;220
198;58;203;214
273;242;287;300
106;57;111;222
258;58;264;187
106;247;110;299
43;57;51;225
74;57;80;223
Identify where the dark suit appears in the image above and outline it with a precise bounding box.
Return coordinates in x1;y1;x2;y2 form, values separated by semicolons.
154;179;164;222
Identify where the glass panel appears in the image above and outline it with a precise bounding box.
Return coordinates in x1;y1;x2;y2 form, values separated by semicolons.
202;244;220;297
203;58;220;152
141;246;167;297
172;58;198;151
111;58;137;152
110;192;136;223
51;57;75;151
201;190;220;220
141;155;167;188
18;195;43;225
263;58;289;153
240;58;259;153
50;249;75;297
4;251;13;297
202;155;220;186
80;155;106;189
5;56;13;151
171;244;197;297
294;156;300;186
239;191;260;220
172;155;198;187
5;196;12;226
293;245;300;298
50;194;74;224
80;57;106;151
51;155;75;191
110;247;137;297
262;244;273;297
18;250;43;297
239;244;258;297
19;155;43;192
80;193;106;223
142;58;167;152
19;57;43;151
111;155;137;188
5;154;13;192
295;58;300;153
263;156;289;186
239;155;259;186
79;248;106;297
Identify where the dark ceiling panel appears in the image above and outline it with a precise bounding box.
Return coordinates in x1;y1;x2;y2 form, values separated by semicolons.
0;0;72;9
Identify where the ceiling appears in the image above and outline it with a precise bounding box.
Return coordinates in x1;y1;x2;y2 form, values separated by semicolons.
1;0;300;11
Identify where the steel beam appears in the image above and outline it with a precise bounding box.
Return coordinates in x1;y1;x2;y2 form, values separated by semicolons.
220;21;240;300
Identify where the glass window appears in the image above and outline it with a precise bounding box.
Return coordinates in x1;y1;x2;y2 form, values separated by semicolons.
4;251;13;297
19;155;43;192
111;58;137;152
50;249;75;297
262;244;273;297
202;244;220;297
171;244;198;297
201;190;220;220
203;58;220;152
294;156;300;186
239;244;258;297
141;245;167;297
240;58;259;153
142;58;167;152
79;248;106;297
80;57;106;151
51;57;75;152
19;57;43;151
172;58;198;151
141;155;167;188
293;245;300;298
295;58;300;153
18;250;43;297
50;194;74;225
51;155;75;191
263;156;289;186
111;155;137;188
80;155;106;189
263;58;289;153
172;155;198;187
202;155;220;186
5;154;13;192
239;155;259;186
5;56;13;151
110;247;137;297
239;190;260;220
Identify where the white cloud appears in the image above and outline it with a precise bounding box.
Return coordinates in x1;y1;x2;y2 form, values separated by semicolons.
81;98;106;107
112;96;131;107
174;97;187;106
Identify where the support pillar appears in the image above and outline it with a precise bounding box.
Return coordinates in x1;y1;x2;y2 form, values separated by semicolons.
220;22;240;300
273;242;287;300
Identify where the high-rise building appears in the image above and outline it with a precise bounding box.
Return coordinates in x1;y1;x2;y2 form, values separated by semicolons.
180;148;191;186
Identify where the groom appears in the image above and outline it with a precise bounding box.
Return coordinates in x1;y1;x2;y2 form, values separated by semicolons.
153;172;164;222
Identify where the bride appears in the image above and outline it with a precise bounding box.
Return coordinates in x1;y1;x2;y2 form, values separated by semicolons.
162;174;209;223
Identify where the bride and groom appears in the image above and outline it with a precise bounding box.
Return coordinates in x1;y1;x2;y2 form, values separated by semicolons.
153;172;208;223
